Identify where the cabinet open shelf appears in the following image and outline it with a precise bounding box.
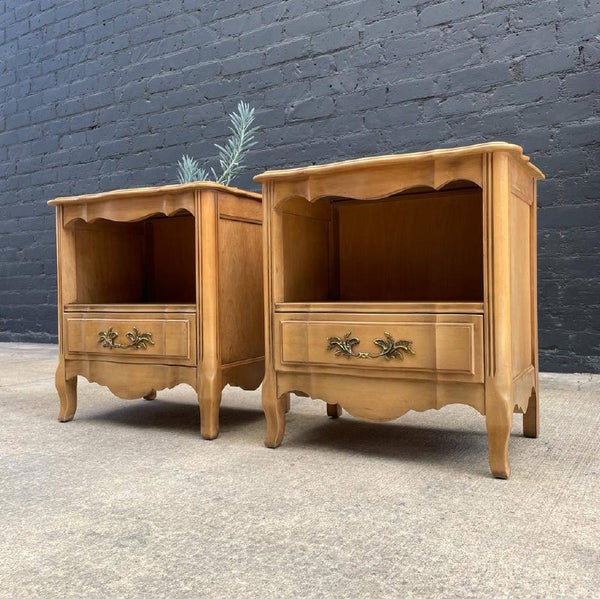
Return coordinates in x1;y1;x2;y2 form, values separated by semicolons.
279;185;483;305
68;212;195;304
275;301;484;314
64;303;196;313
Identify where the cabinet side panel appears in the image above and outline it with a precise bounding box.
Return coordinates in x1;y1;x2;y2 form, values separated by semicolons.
510;167;534;377
281;212;331;302
218;191;262;222
218;217;264;364
149;215;196;303
58;208;77;306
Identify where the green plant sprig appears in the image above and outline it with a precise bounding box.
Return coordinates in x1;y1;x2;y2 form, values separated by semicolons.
176;155;208;184
176;101;258;186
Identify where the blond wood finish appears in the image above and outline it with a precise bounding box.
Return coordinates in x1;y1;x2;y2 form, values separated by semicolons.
257;143;543;478
337;189;483;302
64;312;197;366
276;188;484;304
218;213;264;364
70;216;196;304
254;142;542;182
64;303;195;313
277;373;485;422
50;184;264;438
65;360;197;399
275;301;484;314
276;313;484;383
282;210;331;302
61;193;195;226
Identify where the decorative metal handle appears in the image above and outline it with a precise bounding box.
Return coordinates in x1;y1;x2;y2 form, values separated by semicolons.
327;331;414;360
98;327;155;350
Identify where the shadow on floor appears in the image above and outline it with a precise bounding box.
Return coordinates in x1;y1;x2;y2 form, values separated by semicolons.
83;400;264;436
78;398;517;476
287;415;493;474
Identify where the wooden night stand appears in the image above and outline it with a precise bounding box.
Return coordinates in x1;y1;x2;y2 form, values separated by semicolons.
255;142;544;478
49;182;264;439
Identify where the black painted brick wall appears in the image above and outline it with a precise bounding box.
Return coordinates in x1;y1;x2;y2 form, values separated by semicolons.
0;0;599;372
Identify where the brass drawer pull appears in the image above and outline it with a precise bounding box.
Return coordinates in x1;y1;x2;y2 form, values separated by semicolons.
98;327;155;350
327;331;414;360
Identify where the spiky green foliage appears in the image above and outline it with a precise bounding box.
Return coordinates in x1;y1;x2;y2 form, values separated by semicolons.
176;154;208;184
176;101;258;187
212;101;258;186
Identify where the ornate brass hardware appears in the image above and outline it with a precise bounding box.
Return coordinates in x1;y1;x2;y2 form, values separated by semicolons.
98;327;155;350
327;331;415;360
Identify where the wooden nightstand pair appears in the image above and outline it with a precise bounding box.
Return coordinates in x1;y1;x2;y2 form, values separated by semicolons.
50;143;543;478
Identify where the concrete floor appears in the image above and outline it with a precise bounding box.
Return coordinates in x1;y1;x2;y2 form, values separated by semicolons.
0;342;598;599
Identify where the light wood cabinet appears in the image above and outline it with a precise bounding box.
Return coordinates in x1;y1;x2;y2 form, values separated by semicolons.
255;142;544;478
49;182;264;439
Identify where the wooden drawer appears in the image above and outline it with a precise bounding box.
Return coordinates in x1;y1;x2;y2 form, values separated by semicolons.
64;312;197;366
275;313;483;382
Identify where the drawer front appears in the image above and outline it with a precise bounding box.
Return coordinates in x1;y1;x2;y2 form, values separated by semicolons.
64;312;197;365
276;313;483;382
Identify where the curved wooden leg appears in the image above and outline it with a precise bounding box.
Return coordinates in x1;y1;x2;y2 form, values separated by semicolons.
523;387;539;438
263;375;287;448
143;390;157;401
56;362;77;422
327;403;342;418
486;394;513;479
198;367;222;440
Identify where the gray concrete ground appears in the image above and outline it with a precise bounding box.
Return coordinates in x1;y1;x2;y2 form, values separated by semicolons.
0;342;598;599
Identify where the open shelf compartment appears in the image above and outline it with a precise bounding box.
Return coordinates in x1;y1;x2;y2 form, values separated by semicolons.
278;184;484;307
67;212;196;305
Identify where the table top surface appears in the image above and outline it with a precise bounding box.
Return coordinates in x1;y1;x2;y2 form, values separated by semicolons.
254;142;544;182
48;181;261;206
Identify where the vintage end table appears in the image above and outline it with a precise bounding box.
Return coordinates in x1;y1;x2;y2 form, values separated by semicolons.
255;142;544;478
49;182;264;439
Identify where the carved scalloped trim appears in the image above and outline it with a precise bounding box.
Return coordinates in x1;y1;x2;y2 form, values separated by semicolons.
275;178;483;207
222;360;264;391
62;197;195;225
64;208;193;226
271;150;485;207
277;375;486;422
281;387;485;421
80;376;195;399
513;387;536;413
65;361;196;399
512;366;537;413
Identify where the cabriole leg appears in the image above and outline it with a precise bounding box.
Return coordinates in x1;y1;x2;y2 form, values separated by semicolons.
486;394;513;479
56;361;77;422
523;387;539;438
263;375;287;448
198;367;222;440
327;403;342;418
